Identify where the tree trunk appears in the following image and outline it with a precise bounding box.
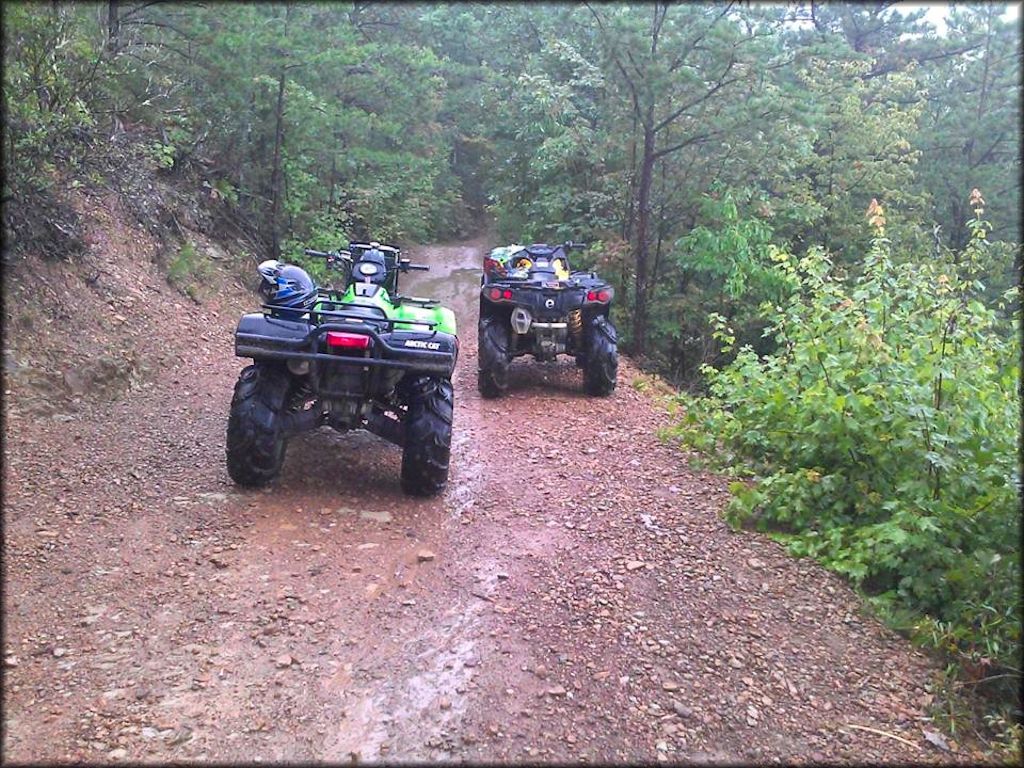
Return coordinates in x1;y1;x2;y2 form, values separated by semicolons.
632;123;656;357
651;158;667;288
623;109;639;242
328;155;337;209
270;68;287;260
950;198;967;253
107;0;120;53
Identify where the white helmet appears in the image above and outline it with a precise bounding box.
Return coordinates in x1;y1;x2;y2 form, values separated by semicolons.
257;259;282;302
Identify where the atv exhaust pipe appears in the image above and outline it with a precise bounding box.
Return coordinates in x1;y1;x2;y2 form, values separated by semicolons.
278;407;324;438
367;408;404;447
511;307;532;335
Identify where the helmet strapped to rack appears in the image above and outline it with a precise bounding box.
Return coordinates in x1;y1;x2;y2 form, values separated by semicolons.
258;260;317;310
257;259;282;303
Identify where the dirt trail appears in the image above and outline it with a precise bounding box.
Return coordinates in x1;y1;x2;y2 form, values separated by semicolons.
2;236;977;763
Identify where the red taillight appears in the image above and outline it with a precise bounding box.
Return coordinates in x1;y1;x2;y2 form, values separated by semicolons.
486;287;515;302
586;288;612;303
326;331;371;350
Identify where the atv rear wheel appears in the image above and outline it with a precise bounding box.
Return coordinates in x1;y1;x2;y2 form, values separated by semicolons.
226;363;292;487
401;377;454;497
584;318;618;396
477;317;510;398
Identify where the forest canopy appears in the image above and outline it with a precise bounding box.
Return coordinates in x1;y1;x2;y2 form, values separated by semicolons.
3;3;1019;368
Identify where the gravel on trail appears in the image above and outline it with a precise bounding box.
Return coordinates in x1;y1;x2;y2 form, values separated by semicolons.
2;195;981;763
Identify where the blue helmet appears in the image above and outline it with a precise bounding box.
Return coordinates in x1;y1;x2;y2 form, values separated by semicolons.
273;265;317;308
257;260;317;309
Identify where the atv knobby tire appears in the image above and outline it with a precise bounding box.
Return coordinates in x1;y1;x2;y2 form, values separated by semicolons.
401;377;454;497
226;363;291;487
584;318;618;396
477;317;510;398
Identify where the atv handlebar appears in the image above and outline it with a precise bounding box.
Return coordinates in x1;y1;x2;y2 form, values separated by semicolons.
304;248;352;260
304;248;353;272
304;247;428;274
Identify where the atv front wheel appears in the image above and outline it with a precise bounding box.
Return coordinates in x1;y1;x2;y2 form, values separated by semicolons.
583;318;618;396
226;363;292;487
477;317;510;398
401;377;454;497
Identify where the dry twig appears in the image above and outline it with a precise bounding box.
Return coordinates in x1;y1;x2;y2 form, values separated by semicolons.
841;723;919;749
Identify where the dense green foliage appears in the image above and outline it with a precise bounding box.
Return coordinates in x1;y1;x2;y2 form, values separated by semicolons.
3;1;1020;732
669;198;1020;710
2;2;468;264
4;4;1019;326
458;3;1020;374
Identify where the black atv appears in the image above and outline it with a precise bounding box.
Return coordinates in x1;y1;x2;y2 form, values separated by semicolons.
477;241;617;397
227;242;457;496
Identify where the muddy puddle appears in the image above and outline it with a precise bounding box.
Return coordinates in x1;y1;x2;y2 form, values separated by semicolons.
403;263;482;325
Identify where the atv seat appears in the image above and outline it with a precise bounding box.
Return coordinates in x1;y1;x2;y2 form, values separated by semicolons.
317;302;388;324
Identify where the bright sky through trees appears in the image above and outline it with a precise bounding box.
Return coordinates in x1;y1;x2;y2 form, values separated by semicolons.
900;1;1021;33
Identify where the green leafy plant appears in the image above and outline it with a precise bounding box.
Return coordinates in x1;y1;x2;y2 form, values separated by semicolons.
166;241;210;299
670;195;1021;697
149;141;176;170
212;179;238;205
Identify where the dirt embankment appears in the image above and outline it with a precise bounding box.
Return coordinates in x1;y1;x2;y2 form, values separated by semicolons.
1;190;985;763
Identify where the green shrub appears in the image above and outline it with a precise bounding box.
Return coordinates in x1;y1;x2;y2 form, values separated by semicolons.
167;241;210;298
670;198;1021;681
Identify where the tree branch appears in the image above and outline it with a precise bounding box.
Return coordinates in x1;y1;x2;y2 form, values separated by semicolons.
586;3;642;121
654;61;738;134
119;1;165;23
971;129;1011;168
120;17;192;39
652;128;719;160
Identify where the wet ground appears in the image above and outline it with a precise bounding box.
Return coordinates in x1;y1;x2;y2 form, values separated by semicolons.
2;233;977;763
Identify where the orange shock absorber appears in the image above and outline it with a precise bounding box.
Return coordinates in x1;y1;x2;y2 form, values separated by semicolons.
568;308;583;346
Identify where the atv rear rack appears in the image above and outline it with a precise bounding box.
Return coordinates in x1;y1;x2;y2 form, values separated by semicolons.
236;313;452;375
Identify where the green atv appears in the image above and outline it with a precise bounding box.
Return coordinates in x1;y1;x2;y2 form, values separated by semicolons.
227;242;457;496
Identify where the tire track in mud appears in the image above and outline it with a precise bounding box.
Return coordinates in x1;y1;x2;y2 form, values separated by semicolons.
307;239;497;760
151;239;496;761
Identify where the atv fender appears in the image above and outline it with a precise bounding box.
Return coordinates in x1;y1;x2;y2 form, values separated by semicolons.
235;313;308;359
590;314;617;344
479;316;511;362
